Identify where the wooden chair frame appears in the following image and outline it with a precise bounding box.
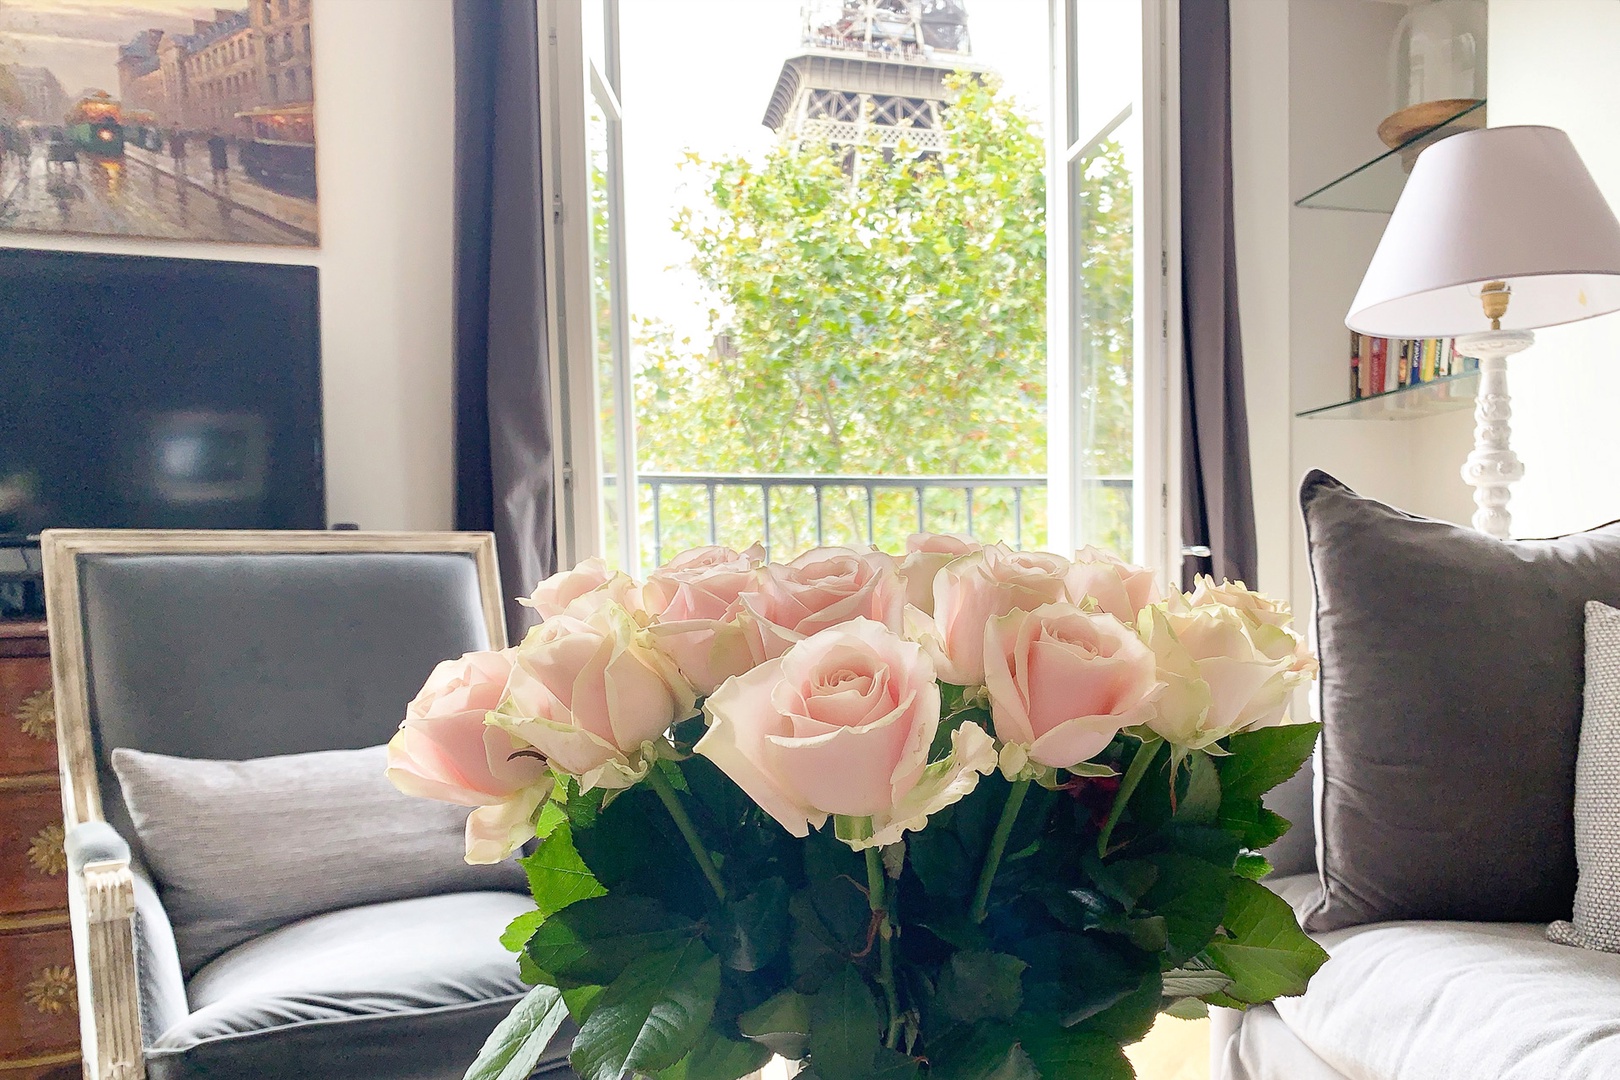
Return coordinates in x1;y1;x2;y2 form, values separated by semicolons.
39;530;505;1080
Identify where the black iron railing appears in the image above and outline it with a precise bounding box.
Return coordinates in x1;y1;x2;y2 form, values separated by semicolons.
607;473;1131;565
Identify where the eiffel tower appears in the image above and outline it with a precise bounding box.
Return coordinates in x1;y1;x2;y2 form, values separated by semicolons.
762;0;982;153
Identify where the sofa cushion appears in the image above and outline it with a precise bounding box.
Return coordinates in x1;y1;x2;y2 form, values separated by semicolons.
1298;470;1620;931
1273;920;1620;1080
1211;1004;1349;1080
113;744;526;975
147;892;575;1080
1550;601;1620;952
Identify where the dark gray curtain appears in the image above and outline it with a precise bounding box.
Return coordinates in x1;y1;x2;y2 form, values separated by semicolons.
453;0;555;639
1179;0;1257;588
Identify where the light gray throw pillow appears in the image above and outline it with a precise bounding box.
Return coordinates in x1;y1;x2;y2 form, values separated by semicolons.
112;744;527;976
1550;601;1620;952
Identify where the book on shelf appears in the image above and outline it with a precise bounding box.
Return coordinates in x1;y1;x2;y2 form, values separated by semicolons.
1347;333;1464;399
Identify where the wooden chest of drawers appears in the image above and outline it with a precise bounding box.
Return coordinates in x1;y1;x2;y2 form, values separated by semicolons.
0;622;79;1079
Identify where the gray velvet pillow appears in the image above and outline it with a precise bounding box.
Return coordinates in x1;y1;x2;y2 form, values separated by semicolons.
112;744;526;975
1299;470;1620;932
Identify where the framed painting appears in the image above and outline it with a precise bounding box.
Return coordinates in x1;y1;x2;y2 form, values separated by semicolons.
0;0;317;246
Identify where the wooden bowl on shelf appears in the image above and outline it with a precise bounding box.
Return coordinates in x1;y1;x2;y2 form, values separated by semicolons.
1378;99;1487;173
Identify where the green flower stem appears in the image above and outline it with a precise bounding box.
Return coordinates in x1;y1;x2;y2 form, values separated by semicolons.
969;778;1030;924
1095;736;1164;857
645;766;727;903
863;842;903;1050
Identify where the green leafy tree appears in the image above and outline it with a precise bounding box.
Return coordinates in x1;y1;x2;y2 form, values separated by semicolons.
632;74;1133;562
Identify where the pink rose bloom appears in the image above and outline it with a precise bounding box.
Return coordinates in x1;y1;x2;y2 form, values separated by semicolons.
736;547;906;663
492;601;696;790
1139;602;1302;750
519;557;641;620
984;604;1163;772
696;618;996;850
898;532;981;616
1186;575;1318;678
909;543;1074;686
643;544;764;696
1066;546;1163;626
385;650;554;864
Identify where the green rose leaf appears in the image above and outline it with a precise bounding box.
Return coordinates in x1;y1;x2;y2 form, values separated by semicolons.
1015;933;1145;1028
924;1021;1020;1080
1173;751;1222;825
739;987;811;1060
1218;802;1293;851
1081;853;1159;910
519;823;607;921
1234;852;1274;881
1204;878;1329;1004
570;938;722;1080
464;984;571;1080
1217;723;1322;803
1016;1022;1133;1080
561;984;604;1024
709;877;790;972
868;1048;922;1080
659;1027;773;1080
527;894;699;988
1162;957;1235;999
1076;967;1162;1046
501;909;546;954
1164;996;1210;1020
935;950;1028;1024
1140;851;1234;965
807;965;883;1080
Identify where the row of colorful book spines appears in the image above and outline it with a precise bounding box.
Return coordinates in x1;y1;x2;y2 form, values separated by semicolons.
1349;333;1478;399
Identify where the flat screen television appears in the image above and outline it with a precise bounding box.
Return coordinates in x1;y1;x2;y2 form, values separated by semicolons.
0;249;324;535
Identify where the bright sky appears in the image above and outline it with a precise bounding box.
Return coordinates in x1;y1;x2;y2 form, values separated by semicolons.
0;0;218;98
618;0;1052;347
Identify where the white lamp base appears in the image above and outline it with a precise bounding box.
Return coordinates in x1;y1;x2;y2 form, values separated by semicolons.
1456;328;1533;539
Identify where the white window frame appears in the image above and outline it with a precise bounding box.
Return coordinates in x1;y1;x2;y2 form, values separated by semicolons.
544;0;1181;574
538;0;637;571
1047;0;1181;575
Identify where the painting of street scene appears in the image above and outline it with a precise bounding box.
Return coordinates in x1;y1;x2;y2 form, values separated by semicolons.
0;0;317;246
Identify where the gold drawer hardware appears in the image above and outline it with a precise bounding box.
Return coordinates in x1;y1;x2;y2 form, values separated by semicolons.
26;823;66;877
16;687;54;742
23;965;76;1016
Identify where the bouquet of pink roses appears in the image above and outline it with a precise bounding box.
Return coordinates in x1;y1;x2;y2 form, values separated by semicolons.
388;538;1326;1080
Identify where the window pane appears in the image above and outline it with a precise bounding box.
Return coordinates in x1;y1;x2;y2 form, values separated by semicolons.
620;0;1053;565
1066;0;1142;560
587;94;625;568
1071;140;1134;556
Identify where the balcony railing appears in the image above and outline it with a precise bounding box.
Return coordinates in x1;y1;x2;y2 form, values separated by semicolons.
611;473;1132;567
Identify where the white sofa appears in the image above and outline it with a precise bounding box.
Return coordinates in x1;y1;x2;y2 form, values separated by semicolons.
1212;766;1620;1079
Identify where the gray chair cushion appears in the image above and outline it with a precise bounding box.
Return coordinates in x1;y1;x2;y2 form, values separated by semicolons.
77;550;492;839
1298;470;1620;931
146;892;575;1080
113;745;525;975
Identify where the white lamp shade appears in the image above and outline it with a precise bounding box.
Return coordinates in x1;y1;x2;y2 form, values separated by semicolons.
1346;125;1620;337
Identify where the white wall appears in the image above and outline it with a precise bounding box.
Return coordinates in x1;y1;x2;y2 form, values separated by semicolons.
1232;0;1479;626
1488;0;1620;538
1231;0;1292;597
0;0;457;531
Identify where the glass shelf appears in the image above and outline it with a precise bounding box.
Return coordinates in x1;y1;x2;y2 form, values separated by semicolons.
1296;371;1479;420
1294;99;1487;212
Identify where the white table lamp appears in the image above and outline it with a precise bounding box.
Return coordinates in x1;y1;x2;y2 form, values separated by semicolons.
1347;125;1620;537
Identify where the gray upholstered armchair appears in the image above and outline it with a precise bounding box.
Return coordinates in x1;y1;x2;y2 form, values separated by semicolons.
40;530;574;1080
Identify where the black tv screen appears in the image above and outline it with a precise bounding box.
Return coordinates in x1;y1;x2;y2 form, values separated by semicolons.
0;249;324;534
